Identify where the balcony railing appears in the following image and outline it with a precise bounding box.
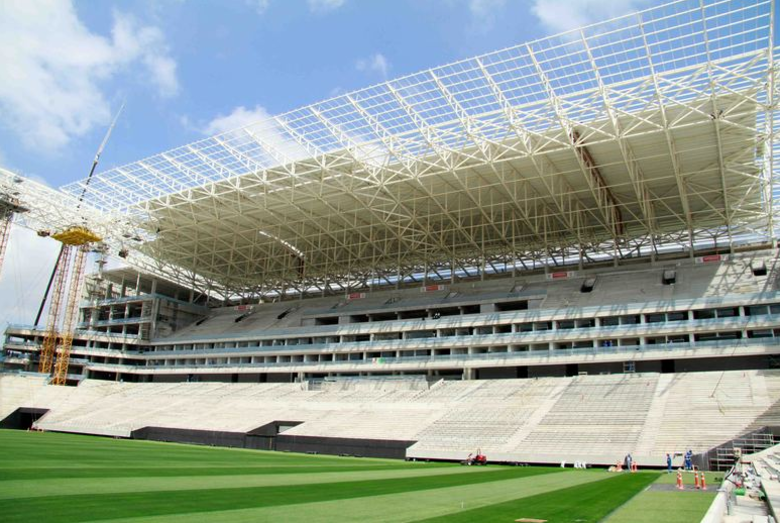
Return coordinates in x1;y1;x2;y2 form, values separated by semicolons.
144;314;780;359
155;291;780;344
81;337;780;373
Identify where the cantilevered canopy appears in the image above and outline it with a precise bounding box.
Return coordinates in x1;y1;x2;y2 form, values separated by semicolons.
60;0;779;299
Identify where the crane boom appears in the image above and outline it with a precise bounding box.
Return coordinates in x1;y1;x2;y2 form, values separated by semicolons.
35;102;121;383
34;102;123;328
78;101;125;206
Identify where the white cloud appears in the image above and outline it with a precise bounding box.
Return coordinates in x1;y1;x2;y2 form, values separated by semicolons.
467;0;506;32
356;53;390;79
246;0;271;15
178;114;195;133
111;13;179;98
202;105;274;136
308;0;346;13
0;1;179;151
201;105;310;165
530;0;652;35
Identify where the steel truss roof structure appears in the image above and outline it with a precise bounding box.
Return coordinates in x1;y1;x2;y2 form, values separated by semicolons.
0;168;156;271
0;168;123;243
51;0;777;300
0;167;214;295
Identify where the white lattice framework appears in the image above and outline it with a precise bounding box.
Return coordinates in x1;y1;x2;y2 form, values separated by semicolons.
43;0;780;300
0;168;209;295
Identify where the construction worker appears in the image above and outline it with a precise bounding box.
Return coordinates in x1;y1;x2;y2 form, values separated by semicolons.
684;449;693;471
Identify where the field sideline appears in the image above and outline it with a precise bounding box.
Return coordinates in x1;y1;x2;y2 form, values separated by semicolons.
0;430;713;522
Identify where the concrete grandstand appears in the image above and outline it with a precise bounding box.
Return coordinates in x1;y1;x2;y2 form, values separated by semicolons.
1;0;779;470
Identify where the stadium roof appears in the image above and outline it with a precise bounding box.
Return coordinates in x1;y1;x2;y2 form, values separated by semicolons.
56;0;777;299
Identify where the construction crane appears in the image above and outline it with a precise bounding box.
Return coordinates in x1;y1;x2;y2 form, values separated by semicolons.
38;228;100;384
36;103;122;385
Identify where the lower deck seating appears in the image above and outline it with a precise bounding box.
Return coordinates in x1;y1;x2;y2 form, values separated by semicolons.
3;370;780;465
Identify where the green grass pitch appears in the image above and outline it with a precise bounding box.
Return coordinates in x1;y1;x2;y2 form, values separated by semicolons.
0;430;714;522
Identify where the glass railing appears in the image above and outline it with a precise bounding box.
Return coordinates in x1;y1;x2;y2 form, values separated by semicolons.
78;317;151;328
145;314;780;358
80;293;207;310
128;337;780;371
4;324;142;343
157;291;780;344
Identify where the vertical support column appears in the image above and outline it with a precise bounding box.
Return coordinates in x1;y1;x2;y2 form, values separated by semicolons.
53;245;89;385
39;245;73;375
512;219;518;278
768;0;776;248
688;231;695;260
650;235;656;264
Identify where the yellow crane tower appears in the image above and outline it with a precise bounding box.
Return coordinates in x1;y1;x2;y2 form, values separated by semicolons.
37;227;101;384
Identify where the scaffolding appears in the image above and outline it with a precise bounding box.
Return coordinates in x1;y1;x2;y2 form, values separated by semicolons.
37;227;101;384
0;196;26;277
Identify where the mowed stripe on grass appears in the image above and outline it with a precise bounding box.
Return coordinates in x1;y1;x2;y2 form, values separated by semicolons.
606;490;716;523
605;472;722;523
416;473;659;523
0;465;498;500
98;470;613;523
0;430;429;477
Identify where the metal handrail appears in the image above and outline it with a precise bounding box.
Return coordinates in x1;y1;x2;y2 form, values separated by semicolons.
154;291;780;344
130;337;780;371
